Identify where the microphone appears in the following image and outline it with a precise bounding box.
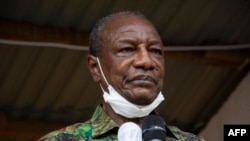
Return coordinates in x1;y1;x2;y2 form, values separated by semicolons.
118;122;142;141
142;115;167;141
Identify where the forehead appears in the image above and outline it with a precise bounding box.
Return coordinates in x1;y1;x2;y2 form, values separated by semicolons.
103;14;159;39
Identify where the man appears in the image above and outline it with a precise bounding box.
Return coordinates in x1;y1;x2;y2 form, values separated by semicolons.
38;11;205;141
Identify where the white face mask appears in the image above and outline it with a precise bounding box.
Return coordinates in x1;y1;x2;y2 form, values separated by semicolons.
96;57;164;118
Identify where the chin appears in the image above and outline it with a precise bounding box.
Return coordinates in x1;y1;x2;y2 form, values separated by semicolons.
131;93;156;105
123;87;158;105
134;98;154;106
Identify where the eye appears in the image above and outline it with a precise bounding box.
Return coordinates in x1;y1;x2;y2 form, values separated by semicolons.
117;46;135;57
119;47;134;53
150;48;163;56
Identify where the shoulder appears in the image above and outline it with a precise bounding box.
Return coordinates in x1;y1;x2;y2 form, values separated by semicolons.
168;126;206;141
38;121;92;141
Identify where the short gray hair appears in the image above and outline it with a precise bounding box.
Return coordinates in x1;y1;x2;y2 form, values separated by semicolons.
89;11;146;57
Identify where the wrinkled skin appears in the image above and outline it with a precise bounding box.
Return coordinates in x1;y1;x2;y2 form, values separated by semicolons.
88;14;165;106
87;14;165;125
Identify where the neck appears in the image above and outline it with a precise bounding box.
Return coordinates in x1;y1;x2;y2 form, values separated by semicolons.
103;102;144;127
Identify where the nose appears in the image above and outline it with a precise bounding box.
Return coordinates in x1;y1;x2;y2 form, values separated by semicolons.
133;47;155;70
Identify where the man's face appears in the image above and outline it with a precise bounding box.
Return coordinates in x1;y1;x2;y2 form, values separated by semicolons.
99;14;164;105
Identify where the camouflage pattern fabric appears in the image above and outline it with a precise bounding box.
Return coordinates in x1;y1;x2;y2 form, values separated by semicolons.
38;105;205;141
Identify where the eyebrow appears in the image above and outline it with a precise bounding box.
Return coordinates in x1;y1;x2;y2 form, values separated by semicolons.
117;38;162;45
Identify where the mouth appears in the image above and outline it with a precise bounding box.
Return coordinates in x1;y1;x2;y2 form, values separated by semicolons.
128;75;156;87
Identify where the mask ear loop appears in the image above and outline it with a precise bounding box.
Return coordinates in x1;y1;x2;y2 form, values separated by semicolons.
96;57;109;88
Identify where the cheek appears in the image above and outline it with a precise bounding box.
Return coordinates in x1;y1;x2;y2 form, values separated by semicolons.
108;61;128;84
159;64;165;87
155;60;165;76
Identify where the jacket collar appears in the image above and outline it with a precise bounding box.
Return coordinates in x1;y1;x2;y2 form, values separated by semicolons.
90;105;177;139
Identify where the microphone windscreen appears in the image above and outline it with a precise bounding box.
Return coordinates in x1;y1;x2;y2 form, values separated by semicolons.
142;115;167;141
118;122;142;141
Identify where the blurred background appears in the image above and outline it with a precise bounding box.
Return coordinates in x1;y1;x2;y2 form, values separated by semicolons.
0;0;250;141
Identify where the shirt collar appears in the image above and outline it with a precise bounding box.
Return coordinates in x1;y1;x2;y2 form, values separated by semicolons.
90;105;177;139
90;105;119;138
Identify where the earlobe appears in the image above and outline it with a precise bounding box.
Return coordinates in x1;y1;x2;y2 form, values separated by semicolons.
87;55;101;82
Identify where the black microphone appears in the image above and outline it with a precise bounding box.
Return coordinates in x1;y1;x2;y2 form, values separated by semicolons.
142;115;167;141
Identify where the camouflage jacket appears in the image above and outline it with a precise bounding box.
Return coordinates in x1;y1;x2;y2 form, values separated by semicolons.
38;105;205;141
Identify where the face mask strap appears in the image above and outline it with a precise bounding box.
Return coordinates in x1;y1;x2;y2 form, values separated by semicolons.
96;57;109;86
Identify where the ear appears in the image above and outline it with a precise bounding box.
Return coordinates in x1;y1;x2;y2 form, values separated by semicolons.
87;55;101;82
